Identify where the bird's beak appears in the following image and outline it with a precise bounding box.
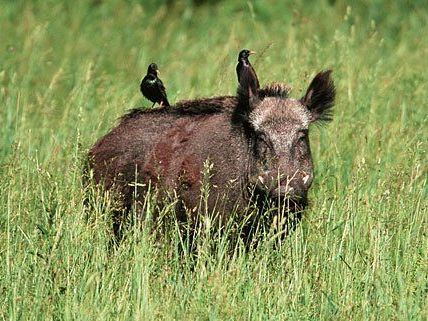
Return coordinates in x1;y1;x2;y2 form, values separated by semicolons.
156;70;160;75
249;50;256;55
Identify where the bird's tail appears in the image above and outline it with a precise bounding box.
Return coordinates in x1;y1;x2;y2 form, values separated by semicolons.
163;98;170;107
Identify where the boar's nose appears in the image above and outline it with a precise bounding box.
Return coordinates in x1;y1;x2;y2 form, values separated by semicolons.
269;185;308;203
270;185;295;198
271;172;312;200
255;170;312;197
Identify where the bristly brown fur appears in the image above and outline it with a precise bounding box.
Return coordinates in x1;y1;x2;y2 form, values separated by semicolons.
258;82;292;99
120;96;238;123
174;96;237;114
120;106;167;122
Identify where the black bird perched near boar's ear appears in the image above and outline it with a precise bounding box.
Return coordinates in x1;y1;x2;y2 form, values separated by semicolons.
140;63;170;107
236;49;260;91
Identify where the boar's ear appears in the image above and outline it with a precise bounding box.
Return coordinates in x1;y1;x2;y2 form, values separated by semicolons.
301;70;335;123
235;71;260;121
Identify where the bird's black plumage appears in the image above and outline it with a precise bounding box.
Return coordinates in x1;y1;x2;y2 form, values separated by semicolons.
236;49;259;91
140;63;170;107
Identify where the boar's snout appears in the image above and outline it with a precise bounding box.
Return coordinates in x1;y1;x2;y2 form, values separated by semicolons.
254;169;313;205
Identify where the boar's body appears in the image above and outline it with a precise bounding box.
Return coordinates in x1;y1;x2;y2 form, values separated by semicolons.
88;71;335;235
90;96;250;220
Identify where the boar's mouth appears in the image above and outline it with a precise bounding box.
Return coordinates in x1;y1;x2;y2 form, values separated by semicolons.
252;185;308;213
241;185;308;242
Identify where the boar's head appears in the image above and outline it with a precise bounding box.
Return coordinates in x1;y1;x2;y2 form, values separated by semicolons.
234;70;335;212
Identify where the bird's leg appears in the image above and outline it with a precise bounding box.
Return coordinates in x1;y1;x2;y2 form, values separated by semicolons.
159;101;164;107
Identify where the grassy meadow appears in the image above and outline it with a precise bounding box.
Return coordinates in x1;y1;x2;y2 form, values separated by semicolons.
1;0;427;319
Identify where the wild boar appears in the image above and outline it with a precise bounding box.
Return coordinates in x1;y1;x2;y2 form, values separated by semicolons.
88;70;335;239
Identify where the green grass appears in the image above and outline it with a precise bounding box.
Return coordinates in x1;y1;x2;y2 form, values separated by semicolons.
1;0;427;319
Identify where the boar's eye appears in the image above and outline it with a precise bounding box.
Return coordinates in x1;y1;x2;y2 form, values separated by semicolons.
295;129;309;156
257;139;268;157
297;129;308;143
298;129;308;138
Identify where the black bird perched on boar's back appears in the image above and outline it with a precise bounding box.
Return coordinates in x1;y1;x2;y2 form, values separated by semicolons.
236;49;259;91
140;63;170;107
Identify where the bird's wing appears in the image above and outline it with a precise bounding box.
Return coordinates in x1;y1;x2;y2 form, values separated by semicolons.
250;65;260;90
236;63;241;82
157;78;167;96
156;78;170;106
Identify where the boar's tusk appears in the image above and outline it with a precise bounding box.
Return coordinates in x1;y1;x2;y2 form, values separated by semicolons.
302;175;310;185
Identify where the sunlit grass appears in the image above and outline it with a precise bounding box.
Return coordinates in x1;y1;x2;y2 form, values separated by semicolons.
1;0;427;320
